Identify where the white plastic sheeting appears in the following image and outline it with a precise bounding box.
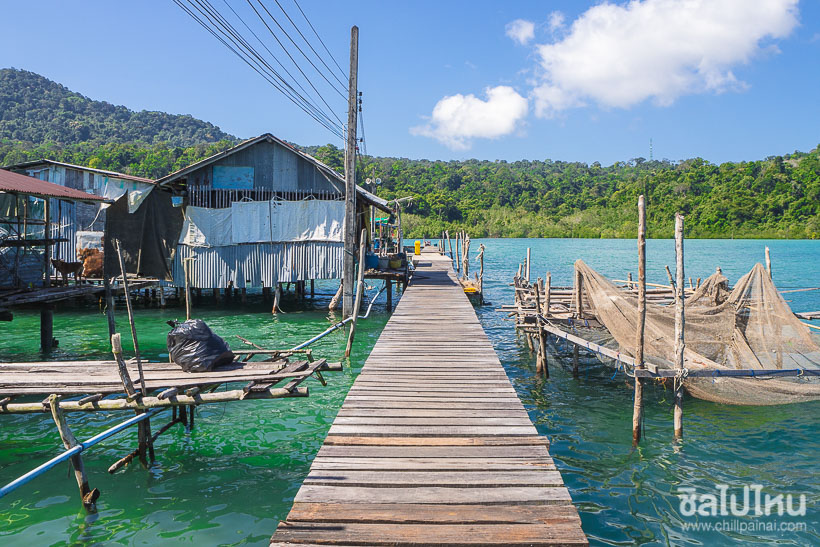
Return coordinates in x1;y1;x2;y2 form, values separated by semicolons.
100;179;155;213
179;199;344;247
272;200;344;242
231;201;270;243
179;206;232;247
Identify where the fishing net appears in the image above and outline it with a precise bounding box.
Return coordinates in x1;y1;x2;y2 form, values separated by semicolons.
574;260;820;405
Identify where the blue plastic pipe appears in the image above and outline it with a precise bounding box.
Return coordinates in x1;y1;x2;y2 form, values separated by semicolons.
0;408;161;499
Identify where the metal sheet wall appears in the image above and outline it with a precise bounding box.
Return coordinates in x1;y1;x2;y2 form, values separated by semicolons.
172;241;344;288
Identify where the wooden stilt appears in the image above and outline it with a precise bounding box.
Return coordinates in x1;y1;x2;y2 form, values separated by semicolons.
329;281;342;311
345;229;367;357
572;345;579;378
525;247;531;284
241;288;247;304
544;272;551;316
534;278;549;377
633;195;647;445
386;280;393;311
49;395;100;511
765;246;772;278
273;283;282;314
310;279;315;297
40;303;54;353
574;265;584;319
673;213;685;440
183;258;194;321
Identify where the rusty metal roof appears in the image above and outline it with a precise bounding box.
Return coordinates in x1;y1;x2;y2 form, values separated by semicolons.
2;159;154;184
0;169;107;202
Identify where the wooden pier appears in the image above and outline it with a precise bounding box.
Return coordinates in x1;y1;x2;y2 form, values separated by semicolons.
271;251;587;545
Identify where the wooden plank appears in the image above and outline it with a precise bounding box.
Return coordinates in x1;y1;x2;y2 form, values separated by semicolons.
303;470;565;487
284;502;582;525
271;259;585;546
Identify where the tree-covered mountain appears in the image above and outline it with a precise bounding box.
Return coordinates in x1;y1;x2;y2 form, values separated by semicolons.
0;68;237;146
1;69;817;239
309;144;820;239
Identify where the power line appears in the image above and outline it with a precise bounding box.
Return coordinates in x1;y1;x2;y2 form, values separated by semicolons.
251;0;347;99
244;0;346;124
217;0;343;128
291;0;347;82
269;0;348;90
197;0;341;131
173;0;344;139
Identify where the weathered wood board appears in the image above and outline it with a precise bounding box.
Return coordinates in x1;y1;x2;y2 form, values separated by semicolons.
271;253;587;545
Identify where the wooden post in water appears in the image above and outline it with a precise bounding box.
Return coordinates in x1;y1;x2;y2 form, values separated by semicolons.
447;231;455;268
40;304;54;353
664;265;675;290
525;247;531;284
345;229;367;358
49;395;100;511
765;246;772;278
574;264;584;319
544;272;551;316
534;278;549;377
329;281;342;311
462;234;470;278
478;243;485;301
386;280;393;311
633;195;647;445
273;283;282;314
673;213;685;440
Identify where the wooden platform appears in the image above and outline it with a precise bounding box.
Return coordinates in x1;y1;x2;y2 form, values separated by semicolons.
271;254;587;545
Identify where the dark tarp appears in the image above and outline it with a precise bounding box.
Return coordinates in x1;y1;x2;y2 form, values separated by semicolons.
104;189;184;280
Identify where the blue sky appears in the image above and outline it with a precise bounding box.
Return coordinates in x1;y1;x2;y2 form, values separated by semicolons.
1;0;818;165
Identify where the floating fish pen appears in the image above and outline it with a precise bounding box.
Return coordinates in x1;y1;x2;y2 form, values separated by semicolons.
503;197;820;443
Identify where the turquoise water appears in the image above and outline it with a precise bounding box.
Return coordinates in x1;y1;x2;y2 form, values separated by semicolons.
1;239;819;545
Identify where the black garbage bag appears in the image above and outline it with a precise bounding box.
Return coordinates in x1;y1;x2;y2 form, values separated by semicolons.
166;319;234;372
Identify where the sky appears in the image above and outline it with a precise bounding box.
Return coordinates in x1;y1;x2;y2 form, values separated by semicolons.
0;0;818;165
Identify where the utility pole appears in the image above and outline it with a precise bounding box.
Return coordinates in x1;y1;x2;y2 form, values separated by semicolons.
343;25;359;317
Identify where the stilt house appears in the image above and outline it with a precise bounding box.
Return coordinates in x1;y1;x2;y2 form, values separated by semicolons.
154;134;390;290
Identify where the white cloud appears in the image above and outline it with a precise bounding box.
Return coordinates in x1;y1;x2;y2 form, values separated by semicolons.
532;0;799;118
506;19;535;45
547;11;565;33
411;86;529;150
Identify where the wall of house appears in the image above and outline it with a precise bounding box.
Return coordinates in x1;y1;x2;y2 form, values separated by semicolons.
185;140;343;207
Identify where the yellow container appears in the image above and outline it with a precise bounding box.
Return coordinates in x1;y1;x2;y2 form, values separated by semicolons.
414;241;421;255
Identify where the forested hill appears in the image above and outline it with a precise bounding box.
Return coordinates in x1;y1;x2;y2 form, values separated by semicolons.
0;68;237;146
0;68;817;238
308;144;820;239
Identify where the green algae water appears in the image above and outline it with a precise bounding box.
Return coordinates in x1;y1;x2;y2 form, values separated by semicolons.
2;239;819;545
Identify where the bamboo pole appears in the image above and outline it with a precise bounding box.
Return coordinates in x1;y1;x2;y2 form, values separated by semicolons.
3;387;309;414
49;395;99;510
345;229;367;358
114;241;146;395
633;195;647;445
673;213;685;440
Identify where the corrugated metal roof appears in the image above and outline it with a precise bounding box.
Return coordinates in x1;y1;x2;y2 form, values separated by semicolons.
0;169;107;202
2;159;154;184
154;133;392;212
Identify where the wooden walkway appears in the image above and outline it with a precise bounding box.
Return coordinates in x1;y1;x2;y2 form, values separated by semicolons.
271;253;587;546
